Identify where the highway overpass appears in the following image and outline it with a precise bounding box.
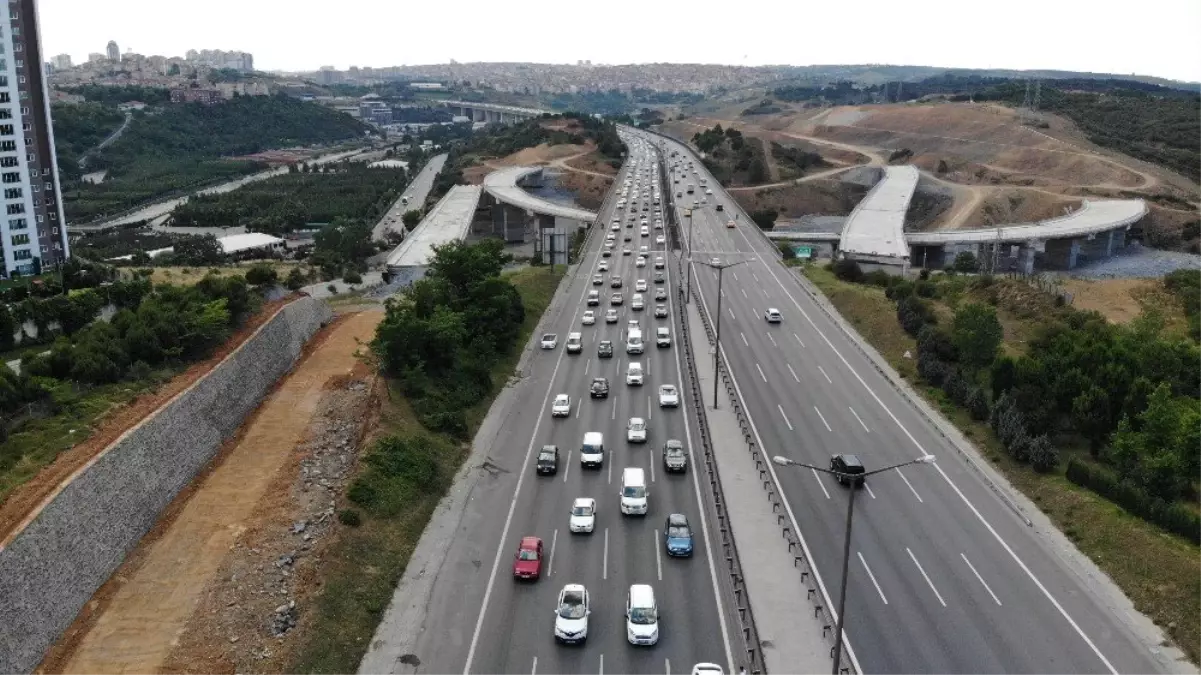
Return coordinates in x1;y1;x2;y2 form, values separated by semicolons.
481;166;596;265
438;100;549;124
838;165;918;266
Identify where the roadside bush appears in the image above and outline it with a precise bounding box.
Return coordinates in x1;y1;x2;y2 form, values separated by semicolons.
966;387;990;421
864;270;891;287
245;264;278;286
831;259;864;283
1065;458;1199;544
951;251;979;274
344;270;363;285
337;509;362;527
885;279;915;300
778;243;796;260
897;295;934;336
1026;434;1059;473
286;267;307;291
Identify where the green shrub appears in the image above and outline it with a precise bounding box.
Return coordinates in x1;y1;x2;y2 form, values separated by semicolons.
831;259;864;283
1065;458;1199;544
337;509;362;527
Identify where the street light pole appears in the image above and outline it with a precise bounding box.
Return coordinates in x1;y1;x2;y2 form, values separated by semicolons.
685;211;695;304
772;454;937;675
698;258;747;409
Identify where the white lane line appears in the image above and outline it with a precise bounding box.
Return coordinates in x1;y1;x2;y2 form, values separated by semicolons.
665;658;671;675
962;553;1003;606
752;272;760;282
654;528;663;580
756;363;768;383
532;656;537;675
858;552;889;604
548;529;558;577
817;365;833;384
732;272;739;281
611;395;618;420
777;404;793;431
787;363;800;383
650;453;656;483
599;654;604;675
740;332;748;346
814;406;833;432
766;332;777;347
603;528;609;580
741;288;748;299
608;456;613;484
898;470;925;503
793;332;806;348
562;449;573;482
728;306;736;320
907;547;947;607
811;468;831;499
733;221;1120;673
575;400;581;419
585;358;591;374
849;406;869;432
648;395;653;420
864;483;877;499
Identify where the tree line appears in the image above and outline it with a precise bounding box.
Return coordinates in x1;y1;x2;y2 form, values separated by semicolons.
831;259;1200;542
691;124;768;185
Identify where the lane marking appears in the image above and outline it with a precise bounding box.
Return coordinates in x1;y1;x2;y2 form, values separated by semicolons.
752;272;760;282
563;450;572;483
777;404;793;431
665;658;672;675
817;365;833;384
655;528;663;580
849;406;869;432
793;332;806;348
648;394;653;420
962;553;1003;606
740;332;748;347
732;272;738;281
756;363;768;383
864;483;877;499
858;552;889;604
728;306;736;321
532;656;537;675
611;395;618;420
787;363;800;383
898;470;925;503
741;288;748;299
548;529;558;577
575;400;581;419
729;218;1119;673
599;654;604;675
766;332;777;347
608;455;613;484
585;358;591;374
811;468;831;499
908;547;947;607
814;406;832;432
603;528;609;580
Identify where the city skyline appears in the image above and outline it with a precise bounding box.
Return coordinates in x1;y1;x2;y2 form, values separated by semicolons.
38;0;1201;83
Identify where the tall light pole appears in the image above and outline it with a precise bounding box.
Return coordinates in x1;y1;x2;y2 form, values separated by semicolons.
697;258;747;408
685;209;695;304
772;454;937;675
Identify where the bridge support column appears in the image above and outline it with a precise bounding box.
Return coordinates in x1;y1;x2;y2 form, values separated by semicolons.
1017;243;1037;274
1043;237;1081;270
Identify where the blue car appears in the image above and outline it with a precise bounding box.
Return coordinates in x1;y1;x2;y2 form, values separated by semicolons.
664;513;693;557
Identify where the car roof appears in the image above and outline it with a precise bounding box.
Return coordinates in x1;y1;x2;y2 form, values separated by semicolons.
666;439;683;448
519;536;541;548
555;393;569;400
839;454;864;467
667;513;689;527
572;497;594;507
629;583;655;604
629;416;645;423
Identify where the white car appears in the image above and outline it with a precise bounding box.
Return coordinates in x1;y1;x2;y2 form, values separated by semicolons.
658;384;679;408
540;334;558;349
569;497;596;534
636;257;646;268
691;664;723;675
656;235;666;245
705;188;713;195
582;311;595;325
552;394;571;417
711;257;721;265
554;584;591;644
627;417;648;443
765;308;783;323
654;256;665;269
598;260;610;272
635;279;648;292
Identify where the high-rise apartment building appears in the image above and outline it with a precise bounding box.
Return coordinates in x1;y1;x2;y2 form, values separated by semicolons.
2;0;69;275
106;39;118;61
50;52;69;70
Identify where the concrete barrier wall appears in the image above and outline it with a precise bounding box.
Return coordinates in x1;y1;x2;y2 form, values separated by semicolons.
0;296;333;673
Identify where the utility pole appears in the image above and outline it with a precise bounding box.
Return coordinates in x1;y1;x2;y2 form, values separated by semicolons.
698;258;747;408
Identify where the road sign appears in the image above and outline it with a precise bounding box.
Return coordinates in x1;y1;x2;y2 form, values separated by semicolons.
794;245;814;259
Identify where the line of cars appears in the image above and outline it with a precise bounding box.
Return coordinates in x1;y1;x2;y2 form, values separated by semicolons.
518;139;709;658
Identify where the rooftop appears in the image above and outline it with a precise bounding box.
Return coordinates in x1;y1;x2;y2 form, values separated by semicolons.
385;185;482;268
218;232;284;254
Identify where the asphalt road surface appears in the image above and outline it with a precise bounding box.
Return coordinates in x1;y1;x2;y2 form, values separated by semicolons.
392;137;736;675
372;153;448;241
649;131;1167;674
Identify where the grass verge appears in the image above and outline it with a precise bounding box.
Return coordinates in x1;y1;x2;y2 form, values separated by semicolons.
287;265;565;673
800;263;1200;663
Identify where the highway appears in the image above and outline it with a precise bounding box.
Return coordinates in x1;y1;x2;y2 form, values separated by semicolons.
381;135;736;675
372;152;448;241
648;131;1167;674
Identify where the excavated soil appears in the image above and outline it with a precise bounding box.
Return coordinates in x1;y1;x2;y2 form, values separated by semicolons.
39;310;384;675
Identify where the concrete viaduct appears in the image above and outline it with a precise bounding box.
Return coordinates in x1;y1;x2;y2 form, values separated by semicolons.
438;100;549;124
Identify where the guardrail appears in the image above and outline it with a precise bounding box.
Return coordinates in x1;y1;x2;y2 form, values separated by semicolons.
654;139;766;675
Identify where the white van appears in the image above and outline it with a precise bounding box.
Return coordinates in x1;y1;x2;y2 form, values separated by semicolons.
566;332;583;354
587;290;600;306
580;432;604;468
631;293;645;311
625;583;659;645
626;362;644;386
620;467;648;516
626;328;644;355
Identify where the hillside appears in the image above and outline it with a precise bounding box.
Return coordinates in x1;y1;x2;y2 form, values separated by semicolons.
56;94;371;223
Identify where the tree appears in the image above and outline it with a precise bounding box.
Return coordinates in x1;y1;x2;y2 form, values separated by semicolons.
402;209;422;230
897;295;931;336
831;259;864;283
174;234;225;265
951;251;979;274
1071;386;1112;455
426;238;510;301
748;158;767;183
286;267;307;291
951;303;1002;369
749;209;778;231
1027;435;1059;473
343;270;363;285
245;264;278;286
0;303;15;351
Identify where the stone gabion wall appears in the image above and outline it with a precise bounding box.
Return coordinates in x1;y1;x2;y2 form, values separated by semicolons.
0;296;333;673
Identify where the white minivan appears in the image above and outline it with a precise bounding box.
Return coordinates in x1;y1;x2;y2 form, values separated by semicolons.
566;332;583;354
626;328;643;355
625;583;659;645
626;362;644;386
620;467;648;515
580;432;604;468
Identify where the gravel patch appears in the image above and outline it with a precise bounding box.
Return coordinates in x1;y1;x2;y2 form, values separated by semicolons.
1067;242;1201;279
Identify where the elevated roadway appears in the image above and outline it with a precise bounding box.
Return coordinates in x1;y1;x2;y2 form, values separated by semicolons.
483;166;597;223
361;136;737;675
645;129;1174;674
838;165;917;265
439;100;549;124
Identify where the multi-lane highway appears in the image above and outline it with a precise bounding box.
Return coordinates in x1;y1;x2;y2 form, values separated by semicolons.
374;135;737;675
647;130;1167;674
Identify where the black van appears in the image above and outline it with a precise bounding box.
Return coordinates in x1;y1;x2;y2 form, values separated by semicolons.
830;454;866;487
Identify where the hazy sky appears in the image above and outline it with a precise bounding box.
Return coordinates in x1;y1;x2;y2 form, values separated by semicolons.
39;0;1201;83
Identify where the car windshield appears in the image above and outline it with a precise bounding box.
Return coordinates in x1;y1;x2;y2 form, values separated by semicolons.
539;450;555;461
629;606;657;624
582;443;602;455
667;446;684;457
662;387;675;395
623;485;646;498
668;526;691;538
630;421;644;431
518;549;538;561
572;504;593;517
559;593;587;619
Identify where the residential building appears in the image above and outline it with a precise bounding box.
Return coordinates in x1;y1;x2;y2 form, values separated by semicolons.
170;86;222;104
50;52;69;70
106;40;118;61
86;52;103;63
2;0;70;275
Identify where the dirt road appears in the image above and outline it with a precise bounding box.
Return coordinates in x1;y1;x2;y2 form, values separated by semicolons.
51;310;383;675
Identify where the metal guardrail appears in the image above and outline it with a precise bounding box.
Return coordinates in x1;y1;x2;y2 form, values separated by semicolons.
654;141;766;675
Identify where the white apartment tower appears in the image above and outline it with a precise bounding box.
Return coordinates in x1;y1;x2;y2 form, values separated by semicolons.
106;39;118;61
2;0;69;276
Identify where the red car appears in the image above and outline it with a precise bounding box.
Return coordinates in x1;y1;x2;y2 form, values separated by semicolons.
512;536;544;580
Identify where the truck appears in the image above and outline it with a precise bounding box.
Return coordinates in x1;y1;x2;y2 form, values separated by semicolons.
686;184;694;194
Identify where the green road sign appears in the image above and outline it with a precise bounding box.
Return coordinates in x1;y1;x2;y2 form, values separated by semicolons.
794;245;814;259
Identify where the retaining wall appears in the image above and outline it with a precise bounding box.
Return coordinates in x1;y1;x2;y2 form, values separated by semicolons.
0;296;333;673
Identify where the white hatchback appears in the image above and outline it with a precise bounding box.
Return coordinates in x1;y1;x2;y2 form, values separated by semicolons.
569;497;596;534
582;311;595;325
627;417;648;443
552;394;571;417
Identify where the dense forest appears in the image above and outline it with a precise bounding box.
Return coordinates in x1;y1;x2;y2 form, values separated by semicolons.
50;102;127;175
168;162;407;234
691;124;769;185
56;94;372;222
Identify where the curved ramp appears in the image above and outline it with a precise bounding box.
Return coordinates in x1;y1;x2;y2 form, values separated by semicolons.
906;199;1147;245
838;165;918;263
483;166;597;222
